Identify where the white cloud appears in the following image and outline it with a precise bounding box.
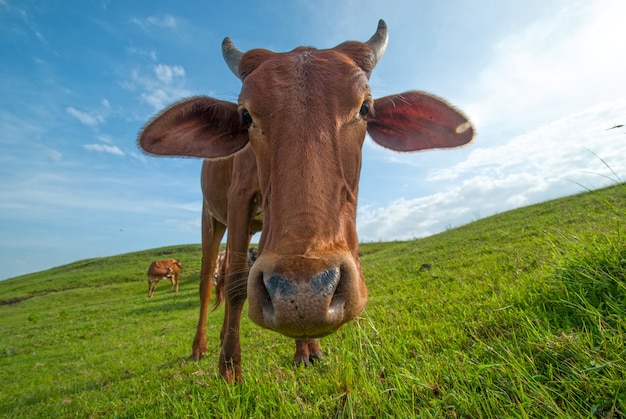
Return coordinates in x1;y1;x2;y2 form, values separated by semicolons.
155;64;185;84
34;31;46;43
430;100;626;182
127;64;191;110
132;14;178;30
129;151;148;163
355;0;626;242
465;0;626;135
358;190;470;241
141;89;171;111
66;106;105;126
358;99;626;242
84;143;125;156
149;15;177;29
65;99;112;127
96;134;114;144
42;145;63;161
127;46;158;62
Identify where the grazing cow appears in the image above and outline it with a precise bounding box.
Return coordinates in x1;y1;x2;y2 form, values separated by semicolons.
147;259;182;298
212;248;256;285
213;248;259;308
139;20;474;382
213;250;226;285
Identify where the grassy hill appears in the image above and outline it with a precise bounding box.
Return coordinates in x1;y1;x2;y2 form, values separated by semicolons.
1;184;624;417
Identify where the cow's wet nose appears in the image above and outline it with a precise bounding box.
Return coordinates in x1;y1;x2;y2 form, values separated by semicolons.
260;268;345;336
264;268;339;300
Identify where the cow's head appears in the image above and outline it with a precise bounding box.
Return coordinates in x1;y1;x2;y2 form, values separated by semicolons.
139;20;473;339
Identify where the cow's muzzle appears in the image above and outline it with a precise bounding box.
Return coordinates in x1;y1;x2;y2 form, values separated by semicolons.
247;254;367;338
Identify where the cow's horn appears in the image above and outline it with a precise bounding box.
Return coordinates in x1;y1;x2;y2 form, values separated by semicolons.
222;37;244;78
223;21;387;77
366;19;388;65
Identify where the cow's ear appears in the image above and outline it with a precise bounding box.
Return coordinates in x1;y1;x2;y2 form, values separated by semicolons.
367;91;474;152
138;96;249;158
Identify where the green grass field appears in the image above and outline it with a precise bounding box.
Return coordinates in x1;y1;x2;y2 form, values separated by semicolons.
1;183;625;418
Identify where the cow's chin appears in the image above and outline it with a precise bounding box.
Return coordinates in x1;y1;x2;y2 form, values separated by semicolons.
247;250;367;339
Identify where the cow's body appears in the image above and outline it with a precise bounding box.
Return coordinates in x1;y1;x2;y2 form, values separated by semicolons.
147;259;182;298
213;247;258;303
139;20;474;382
214;248;259;288
213;250;226;285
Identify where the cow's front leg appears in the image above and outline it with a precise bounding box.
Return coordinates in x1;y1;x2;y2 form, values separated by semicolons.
191;211;226;361
294;339;323;366
219;269;247;383
219;178;257;382
148;279;158;298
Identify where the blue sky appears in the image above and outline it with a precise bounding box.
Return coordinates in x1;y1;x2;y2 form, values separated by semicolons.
1;0;625;280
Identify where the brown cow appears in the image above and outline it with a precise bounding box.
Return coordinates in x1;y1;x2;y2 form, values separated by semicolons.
213;248;259;308
146;259;182;298
213;248;258;286
213;250;226;285
139;20;474;382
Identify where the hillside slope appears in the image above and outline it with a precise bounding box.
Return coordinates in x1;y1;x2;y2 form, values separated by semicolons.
1;183;624;417
3;183;623;295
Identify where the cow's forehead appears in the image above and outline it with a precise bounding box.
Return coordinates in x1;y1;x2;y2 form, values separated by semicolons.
238;47;372;109
239;45;369;74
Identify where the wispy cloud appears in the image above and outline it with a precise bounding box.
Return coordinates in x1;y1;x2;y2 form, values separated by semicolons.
356;0;626;242
358;100;626;242
125;63;191;110
65;99;111;127
131;14;178;30
127;46;158;62
66;106;105;126
0;0;27;20
84;143;125;156
95;134;114;144
155;64;185;84
3;0;625;282
41;145;63;161
464;0;626;135
430;103;626;184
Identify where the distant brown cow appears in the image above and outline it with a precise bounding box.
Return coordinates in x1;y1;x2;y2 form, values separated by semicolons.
147;259;182;298
213;248;257;282
213;250;226;285
213;248;258;307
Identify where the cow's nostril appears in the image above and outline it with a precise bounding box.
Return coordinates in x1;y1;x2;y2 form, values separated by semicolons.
263;268;340;300
310;268;340;296
264;274;297;299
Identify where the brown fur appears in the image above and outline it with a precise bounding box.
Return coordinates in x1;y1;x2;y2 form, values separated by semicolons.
147;259;182;298
138;21;473;382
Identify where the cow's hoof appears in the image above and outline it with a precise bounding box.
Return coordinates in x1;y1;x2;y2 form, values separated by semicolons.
220;360;242;383
294;339;324;367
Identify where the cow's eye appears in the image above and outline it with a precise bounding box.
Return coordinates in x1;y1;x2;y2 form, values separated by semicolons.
242;109;253;125
359;102;370;117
